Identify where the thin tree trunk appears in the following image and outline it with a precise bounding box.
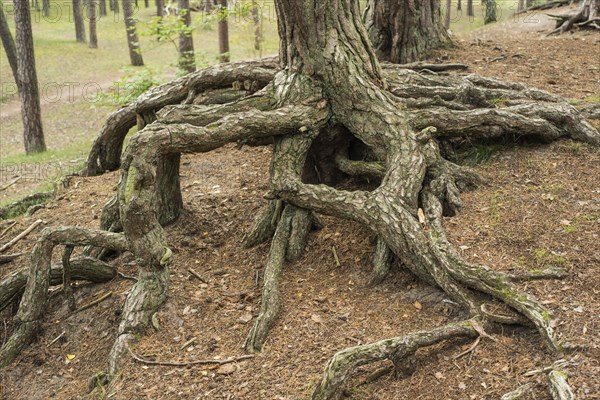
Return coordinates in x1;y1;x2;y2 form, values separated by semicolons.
252;0;262;57
13;0;46;153
73;0;87;43
218;0;229;63
99;0;107;16
467;0;474;16
0;4;19;89
144;0;149;7
458;0;462;11
42;0;50;16
89;0;98;48
364;0;452;64
156;0;163;17
178;0;195;73
122;0;144;65
445;0;452;28
204;0;212;12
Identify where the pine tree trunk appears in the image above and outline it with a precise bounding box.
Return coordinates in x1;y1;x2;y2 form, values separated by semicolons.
363;0;452;64
13;0;46;154
156;0;163;17
89;0;98;48
0;4;19;89
484;0;497;23
73;0;87;42
178;0;195;73
144;0;149;7
99;0;107;16
252;0;262;57
457;0;462;11
445;0;452;28
42;0;50;16
218;0;230;62
205;0;212;12
467;0;474;16
122;0;144;66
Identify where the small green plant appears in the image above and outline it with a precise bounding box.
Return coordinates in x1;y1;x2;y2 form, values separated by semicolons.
488;96;508;107
533;248;566;267
94;67;160;106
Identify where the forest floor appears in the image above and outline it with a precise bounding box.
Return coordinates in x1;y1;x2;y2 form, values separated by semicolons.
1;7;600;400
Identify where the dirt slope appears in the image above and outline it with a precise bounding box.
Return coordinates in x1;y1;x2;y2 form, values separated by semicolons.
1;15;599;400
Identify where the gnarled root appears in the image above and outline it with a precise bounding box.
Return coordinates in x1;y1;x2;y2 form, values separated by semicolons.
311;320;479;400
0;227;127;367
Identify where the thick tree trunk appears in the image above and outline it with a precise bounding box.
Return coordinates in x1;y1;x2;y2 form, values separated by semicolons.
0;4;19;89
178;0;195;73
89;0;98;48
467;0;474;16
73;0;87;42
363;0;453;64
484;0;497;23
218;0;230;62
122;0;144;66
13;0;46;154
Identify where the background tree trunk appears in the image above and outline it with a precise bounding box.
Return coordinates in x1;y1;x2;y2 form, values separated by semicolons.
252;0;262;57
445;0;452;28
364;0;453;64
89;0;98;48
42;0;50;16
457;0;462;11
204;0;212;12
467;0;474;16
0;4;19;89
156;0;163;17
72;0;87;43
13;0;46;154
144;0;149;7
122;0;144;66
484;0;497;23
99;0;107;16
218;0;230;62
178;0;195;73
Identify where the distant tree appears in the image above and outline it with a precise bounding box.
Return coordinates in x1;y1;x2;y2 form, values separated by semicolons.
445;0;451;28
122;0;144;65
145;0;149;7
110;0;119;13
204;0;212;12
252;0;262;57
0;4;19;88
42;0;50;16
99;0;107;16
178;0;195;73
13;0;46;153
467;0;474;16
89;0;98;48
217;0;229;62
73;0;87;42
483;0;497;23
363;0;452;64
457;0;462;11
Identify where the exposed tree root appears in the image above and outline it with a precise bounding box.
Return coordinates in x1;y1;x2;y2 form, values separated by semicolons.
547;0;600;35
311;319;479;399
547;360;576;400
0;228;127;367
0;256;116;313
369;237;393;285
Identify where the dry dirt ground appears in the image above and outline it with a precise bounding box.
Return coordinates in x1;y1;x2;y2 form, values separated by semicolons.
1;11;600;400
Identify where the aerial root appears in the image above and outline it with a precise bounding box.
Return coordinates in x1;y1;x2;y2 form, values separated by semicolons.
0;256;116;313
0;227;127;367
244;205;294;352
311;320;479;400
369;237;393;286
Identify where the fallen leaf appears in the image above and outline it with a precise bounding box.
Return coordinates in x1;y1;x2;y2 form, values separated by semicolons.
217;364;236;375
434;371;445;380
414;301;422;310
458;382;467;390
239;313;253;324
311;314;323;323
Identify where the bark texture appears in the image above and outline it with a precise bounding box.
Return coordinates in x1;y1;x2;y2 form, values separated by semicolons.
122;0;144;66
363;0;453;63
13;0;46;154
0;4;19;87
217;0;230;62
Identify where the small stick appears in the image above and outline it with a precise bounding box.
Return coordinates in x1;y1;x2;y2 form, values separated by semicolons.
117;271;138;281
453;336;482;359
63;245;76;311
180;336;197;351
332;246;340;267
0;221;17;240
188;268;207;283
73;291;113;314
0;219;43;253
128;347;254;367
0;177;21;192
47;330;66;348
